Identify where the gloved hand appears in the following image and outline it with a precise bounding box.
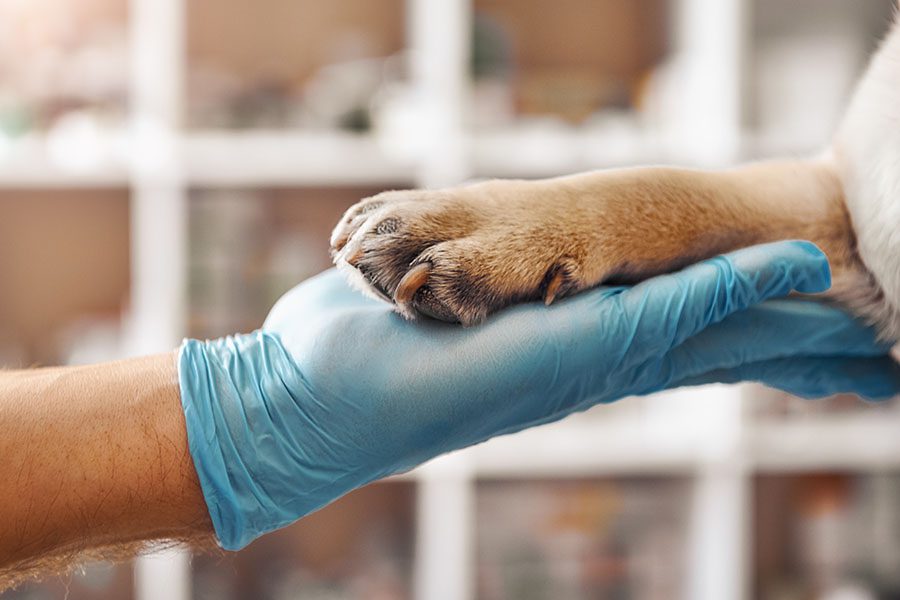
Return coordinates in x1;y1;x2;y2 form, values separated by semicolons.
178;241;900;550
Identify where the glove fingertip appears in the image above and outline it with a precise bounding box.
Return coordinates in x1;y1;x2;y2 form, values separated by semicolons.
786;240;831;294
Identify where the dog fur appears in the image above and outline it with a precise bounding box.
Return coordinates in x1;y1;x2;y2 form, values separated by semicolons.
332;12;900;341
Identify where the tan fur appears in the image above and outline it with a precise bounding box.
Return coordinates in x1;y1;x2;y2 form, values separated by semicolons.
331;158;871;328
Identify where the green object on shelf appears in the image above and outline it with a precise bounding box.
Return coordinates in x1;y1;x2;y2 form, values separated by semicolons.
472;13;514;80
0;105;34;137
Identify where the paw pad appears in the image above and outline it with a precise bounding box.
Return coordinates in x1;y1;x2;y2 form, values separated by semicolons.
376;217;402;235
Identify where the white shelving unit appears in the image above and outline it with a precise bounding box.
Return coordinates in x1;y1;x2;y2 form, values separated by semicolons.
1;0;897;598
0;134;129;188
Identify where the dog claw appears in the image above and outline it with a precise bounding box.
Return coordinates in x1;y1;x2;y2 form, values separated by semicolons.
394;263;432;305
332;233;350;252
544;271;565;305
346;247;364;267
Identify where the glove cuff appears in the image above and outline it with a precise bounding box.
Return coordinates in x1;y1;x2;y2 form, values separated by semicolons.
178;332;301;550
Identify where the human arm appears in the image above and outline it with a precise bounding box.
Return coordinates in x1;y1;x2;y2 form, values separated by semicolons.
0;355;213;590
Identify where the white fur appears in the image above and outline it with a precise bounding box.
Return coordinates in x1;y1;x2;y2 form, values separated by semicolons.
835;15;900;338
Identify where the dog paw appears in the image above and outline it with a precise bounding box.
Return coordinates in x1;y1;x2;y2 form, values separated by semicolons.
330;184;590;325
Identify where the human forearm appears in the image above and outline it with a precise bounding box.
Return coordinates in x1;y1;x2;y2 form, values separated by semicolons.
0;354;213;589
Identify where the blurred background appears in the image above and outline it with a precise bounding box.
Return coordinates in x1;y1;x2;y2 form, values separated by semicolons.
1;0;899;598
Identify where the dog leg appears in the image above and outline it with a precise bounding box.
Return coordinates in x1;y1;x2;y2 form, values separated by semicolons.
332;157;861;326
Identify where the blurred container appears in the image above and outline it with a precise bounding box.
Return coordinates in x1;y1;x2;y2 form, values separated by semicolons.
755;473;900;600
191;483;415;600
471;0;670;125
476;478;690;599
186;0;406;130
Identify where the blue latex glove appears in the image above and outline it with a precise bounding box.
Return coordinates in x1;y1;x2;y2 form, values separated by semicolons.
178;241;900;550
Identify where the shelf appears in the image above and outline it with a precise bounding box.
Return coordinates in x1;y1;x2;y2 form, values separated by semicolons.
182;131;418;187
398;386;743;478
0;127;841;190
467;419;704;477
396;392;900;480
0;131;419;189
0;134;129;188
468;123;668;177
737;130;828;161
402;415;900;480
749;415;900;472
143;126;671;186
